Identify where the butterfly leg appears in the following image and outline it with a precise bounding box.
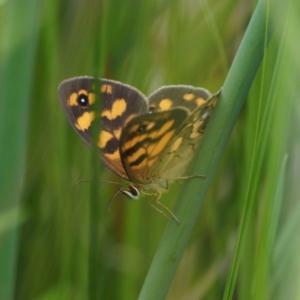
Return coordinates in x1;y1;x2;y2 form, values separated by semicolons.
172;174;205;180
171;174;206;186
148;193;180;224
149;203;172;221
156;200;181;224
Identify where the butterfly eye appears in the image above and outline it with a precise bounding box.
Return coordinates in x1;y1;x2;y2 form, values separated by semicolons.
77;94;89;108
121;185;140;200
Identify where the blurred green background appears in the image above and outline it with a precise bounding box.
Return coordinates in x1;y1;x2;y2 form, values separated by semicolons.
0;0;299;299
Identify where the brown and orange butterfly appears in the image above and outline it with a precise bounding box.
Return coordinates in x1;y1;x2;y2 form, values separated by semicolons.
58;77;218;222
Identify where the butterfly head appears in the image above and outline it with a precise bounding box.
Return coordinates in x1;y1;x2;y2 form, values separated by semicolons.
121;184;140;200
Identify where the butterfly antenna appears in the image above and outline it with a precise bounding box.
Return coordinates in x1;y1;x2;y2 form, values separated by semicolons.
108;186;128;212
76;179;92;185
76;179;125;186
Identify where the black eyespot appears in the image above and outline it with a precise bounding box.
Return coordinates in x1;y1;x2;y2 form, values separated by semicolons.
137;124;147;132
149;105;157;114
77;94;89;107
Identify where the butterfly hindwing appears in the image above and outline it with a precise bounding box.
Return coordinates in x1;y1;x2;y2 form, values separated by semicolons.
148;92;219;180
139;85;216;180
148;85;211;113
58;77;149;179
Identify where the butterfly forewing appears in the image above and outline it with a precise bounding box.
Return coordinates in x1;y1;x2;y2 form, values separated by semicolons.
119;108;189;184
58;77;149;179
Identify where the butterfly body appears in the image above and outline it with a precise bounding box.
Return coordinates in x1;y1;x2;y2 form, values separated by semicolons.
59;77;218;219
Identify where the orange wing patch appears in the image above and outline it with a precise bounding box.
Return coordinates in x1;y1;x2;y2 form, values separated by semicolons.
195;97;205;106
101;98;127;120
101;83;113;94
159;98;173;111
75;111;95;131
183;93;196;101
103;150;121;163
68;93;79;106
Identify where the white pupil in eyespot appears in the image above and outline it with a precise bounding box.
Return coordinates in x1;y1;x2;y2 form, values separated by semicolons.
78;94;88;106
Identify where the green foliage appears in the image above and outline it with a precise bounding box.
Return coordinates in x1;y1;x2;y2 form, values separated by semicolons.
0;0;299;299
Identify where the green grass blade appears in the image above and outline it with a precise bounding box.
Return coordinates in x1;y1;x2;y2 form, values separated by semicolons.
223;0;293;297
253;154;287;299
0;0;39;299
138;0;285;299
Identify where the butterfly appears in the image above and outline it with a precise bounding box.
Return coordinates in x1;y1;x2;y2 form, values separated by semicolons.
58;77;219;222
